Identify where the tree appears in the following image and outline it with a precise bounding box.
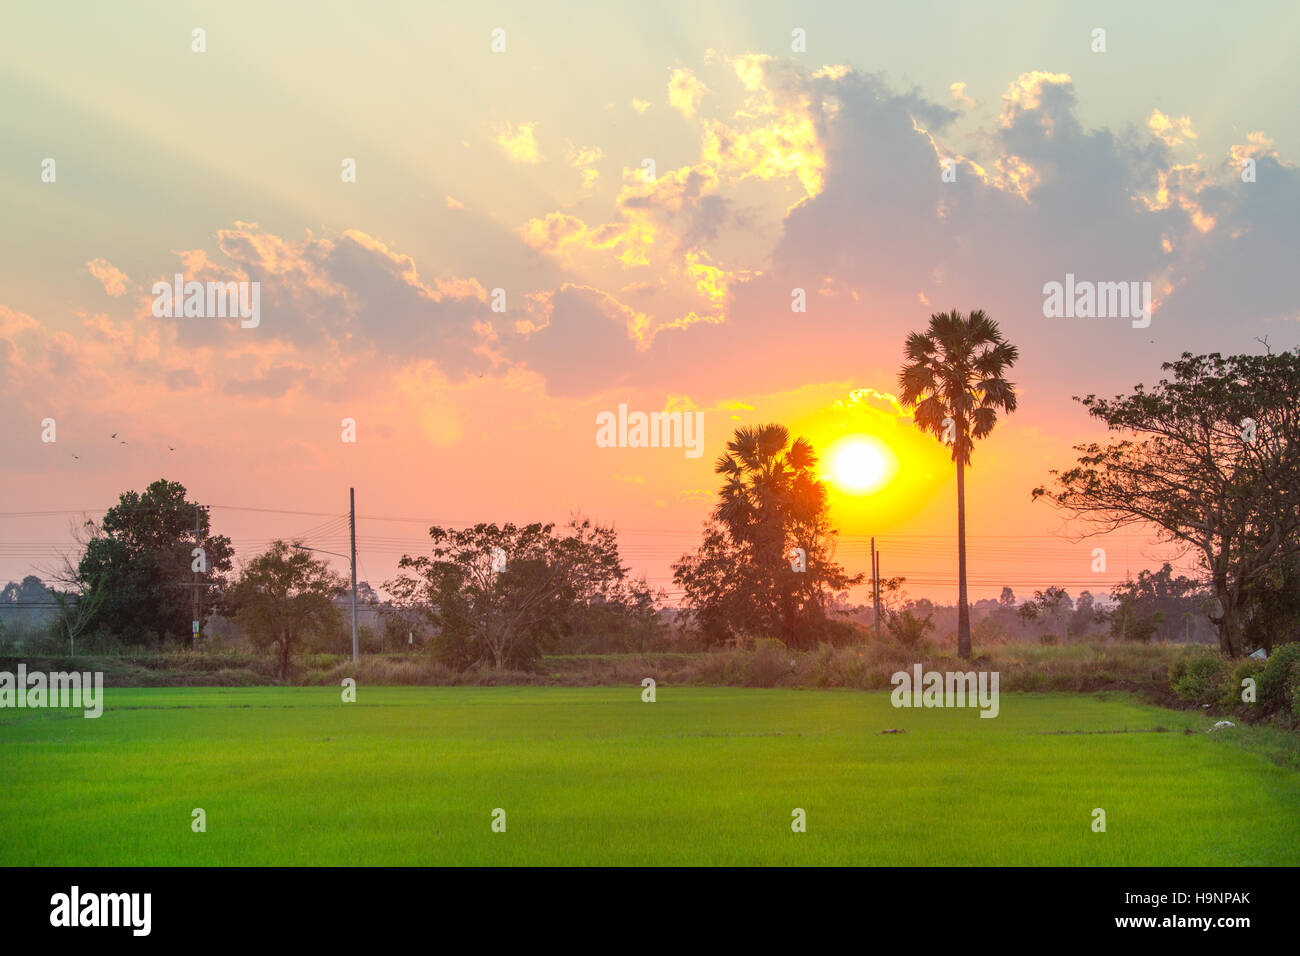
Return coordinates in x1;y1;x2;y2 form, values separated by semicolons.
227;541;346;680
51;575;108;656
388;519;648;670
40;521;112;654
0;575;57;643
899;310;1020;659
1033;351;1300;655
1069;590;1101;638
74;480;233;645
1017;586;1074;640
1108;563;1209;643
885;607;934;648
673;424;863;648
1241;554;1300;654
1;576;52;605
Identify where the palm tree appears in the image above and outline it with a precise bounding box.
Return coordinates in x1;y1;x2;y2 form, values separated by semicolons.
713;424;824;544
713;424;828;645
898;310;1019;659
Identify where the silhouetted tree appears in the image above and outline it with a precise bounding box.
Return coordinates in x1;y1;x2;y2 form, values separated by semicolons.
74;481;233;645
899;310;1019;658
674;424;863;648
1035;351;1300;655
228;541;346;679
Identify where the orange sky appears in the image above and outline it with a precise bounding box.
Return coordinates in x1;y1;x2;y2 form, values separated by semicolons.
3;5;1292;605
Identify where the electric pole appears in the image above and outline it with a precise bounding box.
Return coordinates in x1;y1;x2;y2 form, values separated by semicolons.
193;506;201;650
293;498;357;663
349;487;358;664
178;505;217;650
871;536;879;638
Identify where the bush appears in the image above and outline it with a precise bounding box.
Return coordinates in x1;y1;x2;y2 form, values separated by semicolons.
1170;648;1226;705
745;638;791;687
1218;657;1264;710
1256;642;1300;715
885;609;934;648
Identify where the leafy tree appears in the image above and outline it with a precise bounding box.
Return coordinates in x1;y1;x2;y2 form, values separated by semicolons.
561;574;663;652
673;424;863;648
0;576;52;605
227;541;346;679
670;523;767;646
1069;590;1102;638
899;310;1019;659
1017;586;1074;640
885;607;935;648
1034;351;1300;655
1238;555;1300;654
378;603;427;652
388;518;648;670
971;614;1007;645
1108;563;1209;643
75;480;233;645
0;575;57;644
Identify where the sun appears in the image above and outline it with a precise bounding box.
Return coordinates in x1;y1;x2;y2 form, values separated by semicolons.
826;435;897;494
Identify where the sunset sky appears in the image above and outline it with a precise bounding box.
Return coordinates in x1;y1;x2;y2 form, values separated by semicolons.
3;1;1298;604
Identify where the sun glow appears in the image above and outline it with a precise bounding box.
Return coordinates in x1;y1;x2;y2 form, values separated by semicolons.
826;434;897;494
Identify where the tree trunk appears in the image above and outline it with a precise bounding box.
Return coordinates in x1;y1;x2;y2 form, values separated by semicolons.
956;457;971;659
1213;579;1243;656
780;590;797;647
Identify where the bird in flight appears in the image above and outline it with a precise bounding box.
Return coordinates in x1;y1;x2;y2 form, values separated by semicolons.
168;445;176;451
110;433;117;438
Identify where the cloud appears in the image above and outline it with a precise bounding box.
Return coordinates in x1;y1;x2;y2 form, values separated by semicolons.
999;71;1072;130
223;363;310;399
668;67;709;119
1228;130;1287;167
32;57;1300;431
86;258;128;296
445;195;465;210
511;284;643;396
950;81;977;108
1148;109;1197;147
631;98;651;115
503;56;1300;410
494;121;542;164
700;55;829;197
129;223;496;390
567;143;605;194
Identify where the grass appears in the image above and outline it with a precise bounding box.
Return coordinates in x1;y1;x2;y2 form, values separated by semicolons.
0;639;1200;693
2;686;1297;866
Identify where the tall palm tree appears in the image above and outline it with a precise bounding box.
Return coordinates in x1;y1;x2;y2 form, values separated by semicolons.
898;310;1019;659
713;424;828;644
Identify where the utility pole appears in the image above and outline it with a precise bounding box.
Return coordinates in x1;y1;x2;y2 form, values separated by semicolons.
293;501;357;663
192;505;201;650
349;487;358;664
871;536;879;638
876;546;883;627
177;505;215;649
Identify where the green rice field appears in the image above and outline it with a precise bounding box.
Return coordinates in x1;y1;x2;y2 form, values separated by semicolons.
2;686;1297;866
